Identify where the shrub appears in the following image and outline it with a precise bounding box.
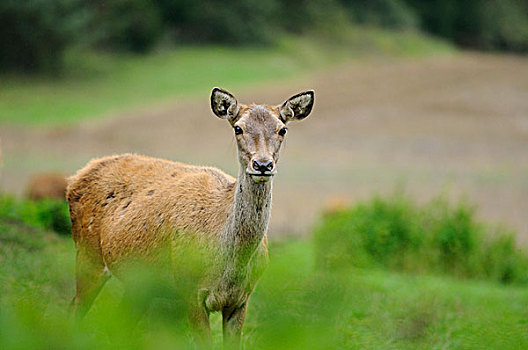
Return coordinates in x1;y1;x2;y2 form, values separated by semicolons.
339;0;419;30
0;194;71;236
405;0;528;52
0;0;91;73
155;0;279;45
420;198;481;276
276;0;350;37
91;0;163;53
314;193;425;271
314;192;528;284
480;232;528;284
35;200;72;236
477;0;528;52
156;0;351;45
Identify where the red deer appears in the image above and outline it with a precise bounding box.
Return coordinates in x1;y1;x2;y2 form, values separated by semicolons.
67;88;315;347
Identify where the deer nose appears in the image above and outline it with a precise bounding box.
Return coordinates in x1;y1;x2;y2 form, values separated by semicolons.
252;159;274;173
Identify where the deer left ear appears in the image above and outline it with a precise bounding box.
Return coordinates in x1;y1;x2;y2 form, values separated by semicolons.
279;90;315;123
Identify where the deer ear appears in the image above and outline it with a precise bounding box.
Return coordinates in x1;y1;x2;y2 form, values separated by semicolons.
211;87;239;120
279;90;314;123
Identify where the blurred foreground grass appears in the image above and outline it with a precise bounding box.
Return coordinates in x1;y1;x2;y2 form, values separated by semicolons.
0;31;452;126
0;192;526;349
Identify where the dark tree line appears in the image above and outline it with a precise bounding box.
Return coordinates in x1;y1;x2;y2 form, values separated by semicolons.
1;0;527;73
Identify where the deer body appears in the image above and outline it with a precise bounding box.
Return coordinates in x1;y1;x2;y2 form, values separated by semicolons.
67;88;314;347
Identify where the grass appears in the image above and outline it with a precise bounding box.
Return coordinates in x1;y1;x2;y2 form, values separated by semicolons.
0;47;305;125
0;194;71;236
314;192;528;285
0;30;453;126
0;193;526;349
249;241;528;349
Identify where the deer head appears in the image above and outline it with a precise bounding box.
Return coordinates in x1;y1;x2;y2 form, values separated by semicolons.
211;87;315;183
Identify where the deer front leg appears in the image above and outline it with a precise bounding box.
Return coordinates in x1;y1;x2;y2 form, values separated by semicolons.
222;300;248;349
70;244;110;319
188;289;212;348
188;305;212;348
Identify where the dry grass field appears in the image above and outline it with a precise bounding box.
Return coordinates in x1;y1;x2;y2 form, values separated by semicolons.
1;53;527;242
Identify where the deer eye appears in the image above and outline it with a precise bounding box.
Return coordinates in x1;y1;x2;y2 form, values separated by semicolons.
278;127;287;136
234;126;243;135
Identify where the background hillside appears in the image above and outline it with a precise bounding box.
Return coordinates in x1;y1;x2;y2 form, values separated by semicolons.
1;0;527;74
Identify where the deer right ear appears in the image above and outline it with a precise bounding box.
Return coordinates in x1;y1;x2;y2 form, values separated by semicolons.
211;87;239;120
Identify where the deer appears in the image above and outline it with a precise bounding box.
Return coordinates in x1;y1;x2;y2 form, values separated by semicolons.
66;87;315;348
26;172;68;201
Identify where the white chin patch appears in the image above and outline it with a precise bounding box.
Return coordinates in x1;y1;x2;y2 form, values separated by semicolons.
250;175;272;183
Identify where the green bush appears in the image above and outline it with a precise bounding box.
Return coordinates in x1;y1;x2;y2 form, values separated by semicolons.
339;0;419;30
314;192;528;284
35;200;72;236
0;195;71;236
156;0;351;45
405;0;528;52
313;194;425;271
276;0;350;37
477;0;528;52
420;198;481;276
155;0;280;45
92;0;163;53
0;0;164;73
0;0;91;73
1;0;526;76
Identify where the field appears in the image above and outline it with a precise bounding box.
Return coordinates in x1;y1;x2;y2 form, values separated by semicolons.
0;31;451;126
1;217;527;349
1;32;528;349
1;48;527;243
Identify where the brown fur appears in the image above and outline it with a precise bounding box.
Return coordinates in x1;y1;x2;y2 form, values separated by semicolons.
26;173;68;201
67;88;314;348
68;154;236;269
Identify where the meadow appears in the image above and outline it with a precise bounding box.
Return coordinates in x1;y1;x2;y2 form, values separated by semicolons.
1;25;527;349
0;194;527;349
0;31;452;126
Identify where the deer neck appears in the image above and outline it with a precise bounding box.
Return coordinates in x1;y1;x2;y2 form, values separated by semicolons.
222;166;272;265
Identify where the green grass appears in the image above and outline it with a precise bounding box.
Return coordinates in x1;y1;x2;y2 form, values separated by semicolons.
0;194;71;236
0;210;526;349
0;31;453;126
315;192;528;285
249;241;528;349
